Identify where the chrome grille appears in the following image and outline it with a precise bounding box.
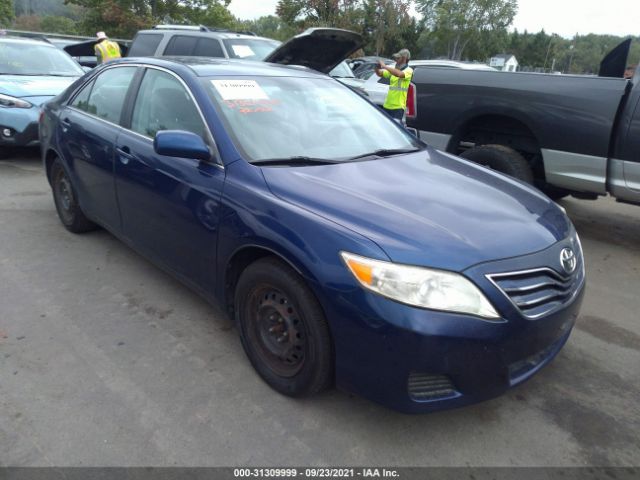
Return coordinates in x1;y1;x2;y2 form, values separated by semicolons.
487;261;584;319
408;372;457;401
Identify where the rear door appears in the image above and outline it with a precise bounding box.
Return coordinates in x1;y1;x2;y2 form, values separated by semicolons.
114;66;225;292
623;96;640;191
60;65;138;231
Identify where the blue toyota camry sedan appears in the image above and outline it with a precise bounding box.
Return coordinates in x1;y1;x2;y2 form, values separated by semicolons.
39;54;585;413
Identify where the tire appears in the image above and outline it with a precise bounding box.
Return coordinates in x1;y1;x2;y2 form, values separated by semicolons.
460;144;534;184
540;185;570;201
50;158;97;233
235;257;333;397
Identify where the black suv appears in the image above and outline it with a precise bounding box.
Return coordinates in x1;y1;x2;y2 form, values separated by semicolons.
127;25;281;61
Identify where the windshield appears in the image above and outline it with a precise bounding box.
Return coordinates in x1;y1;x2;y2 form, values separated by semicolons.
222;38;280;61
330;61;355;78
0;41;83;76
203;76;421;162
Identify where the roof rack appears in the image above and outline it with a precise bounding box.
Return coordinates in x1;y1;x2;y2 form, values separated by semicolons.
152;24;257;36
153;24;208;31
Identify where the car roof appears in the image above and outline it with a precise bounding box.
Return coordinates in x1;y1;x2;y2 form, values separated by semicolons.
134;28;277;42
0;36;56;47
111;56;328;79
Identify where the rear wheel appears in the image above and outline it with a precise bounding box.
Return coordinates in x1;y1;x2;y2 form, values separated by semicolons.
235;257;333;397
51;158;97;233
460;144;534;184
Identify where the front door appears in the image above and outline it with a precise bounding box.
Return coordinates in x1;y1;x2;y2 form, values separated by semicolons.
114;67;225;294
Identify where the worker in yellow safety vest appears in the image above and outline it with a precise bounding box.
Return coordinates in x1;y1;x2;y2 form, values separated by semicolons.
94;31;122;64
375;48;413;122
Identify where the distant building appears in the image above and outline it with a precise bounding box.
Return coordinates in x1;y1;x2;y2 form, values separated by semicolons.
490;54;519;72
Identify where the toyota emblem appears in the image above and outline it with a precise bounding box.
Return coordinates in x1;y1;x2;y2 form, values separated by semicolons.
560;248;577;274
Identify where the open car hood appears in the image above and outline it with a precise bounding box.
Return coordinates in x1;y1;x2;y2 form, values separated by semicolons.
63;39;128;58
264;28;363;74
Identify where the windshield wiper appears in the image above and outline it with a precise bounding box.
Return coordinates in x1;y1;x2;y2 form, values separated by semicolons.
251;156;341;166
347;147;422;161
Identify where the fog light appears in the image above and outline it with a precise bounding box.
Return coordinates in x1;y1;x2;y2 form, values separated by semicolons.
2;128;12;137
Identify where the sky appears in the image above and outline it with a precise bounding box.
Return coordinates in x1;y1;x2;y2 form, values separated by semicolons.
227;0;640;38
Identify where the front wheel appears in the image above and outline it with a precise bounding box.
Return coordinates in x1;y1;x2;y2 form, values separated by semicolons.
51;158;97;233
460;144;534;184
235;257;333;397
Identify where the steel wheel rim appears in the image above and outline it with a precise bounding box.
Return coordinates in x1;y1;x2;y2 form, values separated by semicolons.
54;168;74;223
247;286;306;378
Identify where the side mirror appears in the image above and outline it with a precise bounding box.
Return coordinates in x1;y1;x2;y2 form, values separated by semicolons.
154;130;211;161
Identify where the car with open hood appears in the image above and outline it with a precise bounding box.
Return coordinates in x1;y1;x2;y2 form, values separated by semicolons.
0;36;84;156
39;31;585;413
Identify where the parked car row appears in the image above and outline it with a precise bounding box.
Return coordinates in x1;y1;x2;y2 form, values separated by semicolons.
1;27;586;413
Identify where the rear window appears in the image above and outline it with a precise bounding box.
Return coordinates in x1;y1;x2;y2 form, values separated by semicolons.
128;33;163;57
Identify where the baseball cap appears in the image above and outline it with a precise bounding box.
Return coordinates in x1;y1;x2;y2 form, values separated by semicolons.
392;48;411;60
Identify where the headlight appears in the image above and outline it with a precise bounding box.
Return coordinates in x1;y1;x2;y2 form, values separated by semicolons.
341;252;500;319
0;93;32;109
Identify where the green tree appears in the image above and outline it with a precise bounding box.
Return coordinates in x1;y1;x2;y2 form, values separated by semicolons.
415;0;517;60
0;0;15;27
65;0;234;38
41;14;79;33
235;15;297;41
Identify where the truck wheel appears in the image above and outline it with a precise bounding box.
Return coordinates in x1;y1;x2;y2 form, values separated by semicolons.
51;158;97;233
460;144;534;184
235;257;333;397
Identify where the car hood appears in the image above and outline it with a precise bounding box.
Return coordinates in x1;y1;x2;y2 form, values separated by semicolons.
261;148;571;271
265;28;363;74
0;75;79;98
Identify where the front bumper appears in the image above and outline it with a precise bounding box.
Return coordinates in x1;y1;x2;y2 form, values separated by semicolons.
323;238;585;414
0;106;41;147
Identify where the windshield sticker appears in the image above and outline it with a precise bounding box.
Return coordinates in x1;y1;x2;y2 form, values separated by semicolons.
224;98;280;114
211;79;269;100
231;45;255;58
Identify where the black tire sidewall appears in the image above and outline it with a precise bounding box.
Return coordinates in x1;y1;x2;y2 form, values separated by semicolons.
461;145;534;184
51;159;77;228
235;259;332;397
50;158;95;232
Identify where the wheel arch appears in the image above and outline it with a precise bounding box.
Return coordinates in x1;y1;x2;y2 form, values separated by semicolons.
222;243;322;320
44;148;63;185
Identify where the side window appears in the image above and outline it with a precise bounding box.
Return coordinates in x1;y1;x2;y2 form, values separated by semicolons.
85;67;137;124
193;38;224;58
71;80;95;112
128;34;163;57
163;36;198;56
131;68;205;139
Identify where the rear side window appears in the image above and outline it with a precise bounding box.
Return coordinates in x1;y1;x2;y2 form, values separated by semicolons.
193;38;224;57
163;36;198;56
128;33;163;57
84;67;137;124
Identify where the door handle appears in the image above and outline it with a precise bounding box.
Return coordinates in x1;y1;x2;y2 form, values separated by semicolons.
116;146;134;165
61;117;71;132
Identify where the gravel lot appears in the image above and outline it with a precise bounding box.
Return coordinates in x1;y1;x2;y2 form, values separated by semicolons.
1;151;639;467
